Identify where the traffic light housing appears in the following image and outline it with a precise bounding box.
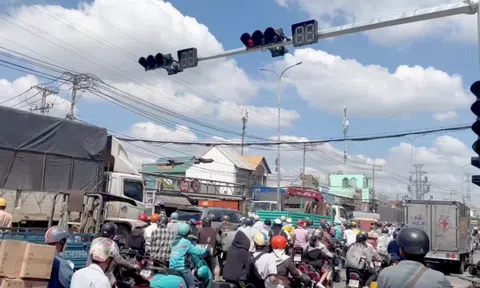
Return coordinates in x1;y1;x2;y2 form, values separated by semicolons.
138;53;174;71
471;80;480;187
240;27;288;57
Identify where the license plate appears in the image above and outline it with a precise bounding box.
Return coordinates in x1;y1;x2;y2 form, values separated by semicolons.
349;280;359;287
294;254;302;262
140;269;152;278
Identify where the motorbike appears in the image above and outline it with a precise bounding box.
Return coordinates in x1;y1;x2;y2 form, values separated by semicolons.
293;247;304;265
298;263;332;288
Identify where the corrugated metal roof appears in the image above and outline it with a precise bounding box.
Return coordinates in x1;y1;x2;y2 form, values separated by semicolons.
216;147;254;171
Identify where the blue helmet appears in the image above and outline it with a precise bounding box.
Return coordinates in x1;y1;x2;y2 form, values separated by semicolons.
178;223;190;236
171;212;179;220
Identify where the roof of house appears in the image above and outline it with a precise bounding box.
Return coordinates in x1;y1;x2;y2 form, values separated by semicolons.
142;156;195;174
215;147;254;171
243;156;272;174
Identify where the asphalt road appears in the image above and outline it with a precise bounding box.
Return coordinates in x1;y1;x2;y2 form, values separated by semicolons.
334;252;480;288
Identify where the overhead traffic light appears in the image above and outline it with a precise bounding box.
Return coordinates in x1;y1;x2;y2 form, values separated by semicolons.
471;81;480;186
138;53;174;71
240;27;288;58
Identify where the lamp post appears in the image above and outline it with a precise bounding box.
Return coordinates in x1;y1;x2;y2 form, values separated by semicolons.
260;61;303;211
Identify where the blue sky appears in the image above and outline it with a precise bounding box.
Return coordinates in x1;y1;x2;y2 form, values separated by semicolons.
0;0;478;198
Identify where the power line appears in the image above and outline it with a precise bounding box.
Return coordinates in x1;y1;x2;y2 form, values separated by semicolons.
116;124;470;146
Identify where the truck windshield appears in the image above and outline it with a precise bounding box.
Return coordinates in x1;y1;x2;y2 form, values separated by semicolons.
253;202;272;211
340;207;348;219
176;209;202;221
124;179;144;202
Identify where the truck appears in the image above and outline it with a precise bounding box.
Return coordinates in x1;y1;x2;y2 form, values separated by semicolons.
0;106;145;244
404;200;472;274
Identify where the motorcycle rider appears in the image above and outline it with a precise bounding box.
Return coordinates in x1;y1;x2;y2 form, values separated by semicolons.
282;218;295;240
320;222;335;252
150;215;175;267
187;218;199;239
45;226;73;288
352;222;360;234
252;231;281;288
378;227;451;288
305;218;316;235
253;214;264;231
345;232;376;287
292;219;309;249
280;216;287;227
238;217;257;252
387;229;401;263
271;235;310;288
71;238;118;288
376;228;391;259
217;215;237;277
167;212;179;235
262;219;273;239
198;217;217;273
128;214;149;256
271;218;289;241
169;223;209;288
86;223;139;286
304;229;334;288
144;213;160;253
343;222;357;247
333;221;343;240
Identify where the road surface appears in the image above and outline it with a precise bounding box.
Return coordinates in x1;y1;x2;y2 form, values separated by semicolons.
334;252;480;288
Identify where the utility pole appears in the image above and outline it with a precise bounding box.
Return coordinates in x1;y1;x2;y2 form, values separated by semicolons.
464;173;472;206
343;105;349;171
371;164;382;212
30;85;58;115
64;73;100;119
301;143;306;190
408;164;430;200
450;190;457;201
240;107;248;156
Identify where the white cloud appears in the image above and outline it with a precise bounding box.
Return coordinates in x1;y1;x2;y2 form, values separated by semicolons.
433;111;457;121
0;75;71;117
270;49;469;117
275;0;476;45
0;0;291;130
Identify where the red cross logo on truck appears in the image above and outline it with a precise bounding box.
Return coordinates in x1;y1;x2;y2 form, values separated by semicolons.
439;218;450;229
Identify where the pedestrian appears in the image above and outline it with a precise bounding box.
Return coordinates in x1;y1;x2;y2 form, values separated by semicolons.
378;227;451;288
0;198;12;228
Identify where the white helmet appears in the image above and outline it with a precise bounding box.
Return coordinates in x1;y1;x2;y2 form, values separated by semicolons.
253;215;260;221
280;216;287;222
89;238;118;262
286;218;292;224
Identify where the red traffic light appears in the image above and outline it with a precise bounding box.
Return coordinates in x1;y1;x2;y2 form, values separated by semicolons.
241;33;254;48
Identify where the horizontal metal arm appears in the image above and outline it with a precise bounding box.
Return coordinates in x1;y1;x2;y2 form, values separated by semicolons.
198;0;477;62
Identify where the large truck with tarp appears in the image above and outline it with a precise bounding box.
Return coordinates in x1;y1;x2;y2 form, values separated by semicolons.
404;200;472;274
0;106;145;244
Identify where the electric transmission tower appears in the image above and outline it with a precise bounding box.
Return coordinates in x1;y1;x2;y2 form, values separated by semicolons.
240;107;248;156
63;73;101;119
407;164;430;200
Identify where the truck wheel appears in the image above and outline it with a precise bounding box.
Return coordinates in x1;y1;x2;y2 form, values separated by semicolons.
116;225;130;248
456;256;465;274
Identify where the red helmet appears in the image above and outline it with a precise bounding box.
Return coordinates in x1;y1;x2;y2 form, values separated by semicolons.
138;213;148;222
297;220;305;227
271;235;287;250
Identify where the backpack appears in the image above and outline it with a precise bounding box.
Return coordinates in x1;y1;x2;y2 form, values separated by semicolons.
221;230;237;252
239;251;266;287
345;244;367;270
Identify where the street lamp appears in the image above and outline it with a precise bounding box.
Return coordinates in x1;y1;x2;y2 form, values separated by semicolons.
260;61;303;211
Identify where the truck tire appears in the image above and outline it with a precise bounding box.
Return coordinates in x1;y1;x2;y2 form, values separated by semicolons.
455;256;465;274
116;225;131;248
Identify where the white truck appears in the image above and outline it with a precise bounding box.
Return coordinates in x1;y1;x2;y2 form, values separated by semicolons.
0;106;145;244
404;200;472;274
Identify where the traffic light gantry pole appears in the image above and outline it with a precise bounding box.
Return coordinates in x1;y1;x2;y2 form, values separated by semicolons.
197;0;477;62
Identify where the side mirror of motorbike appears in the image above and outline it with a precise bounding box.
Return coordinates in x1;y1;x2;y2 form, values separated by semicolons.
66;260;74;269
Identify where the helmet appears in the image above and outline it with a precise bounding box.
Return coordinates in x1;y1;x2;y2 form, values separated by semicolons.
170;212;179;220
351;221;357;227
280;216;287;222
381;228;389;234
245;218;254;227
208;214;216;221
286;218;292;224
100;222;118;238
297;220;305;227
197;265;210;279
222;215;230;222
271;235;287;250
264;219;271;226
45;226;70;244
138;213;148;222
178;223;191;236
253;231;268;246
396;227;429;255
150;214;160;223
273;219;282;226
159;215;168;226
393;230;399;239
312;229;324;239
90;238;119;262
400;222;405;227
202;217;212;227
356;232;367;243
253;215;260;221
0;198;6;207
334;220;341;226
